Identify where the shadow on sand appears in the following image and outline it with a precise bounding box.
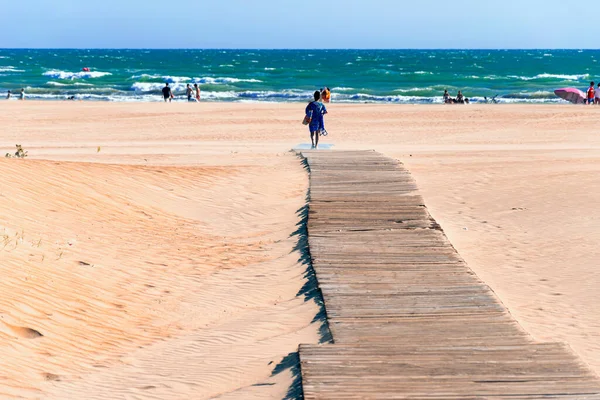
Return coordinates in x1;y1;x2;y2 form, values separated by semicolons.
271;352;303;400
271;155;333;400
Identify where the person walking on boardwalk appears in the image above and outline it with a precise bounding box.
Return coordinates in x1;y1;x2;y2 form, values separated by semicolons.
305;90;328;149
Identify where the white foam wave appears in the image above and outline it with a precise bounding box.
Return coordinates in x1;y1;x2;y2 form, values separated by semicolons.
193;77;262;84
334;92;444;104
47;81;94;87
130;74;191;83
509;73;589;81
43;69;112;79
393;87;438;93
332;87;356;92
130;75;261;85
131;82;187;92
536;73;588;80
0;66;25;73
264;67;276;71
17;88;569;104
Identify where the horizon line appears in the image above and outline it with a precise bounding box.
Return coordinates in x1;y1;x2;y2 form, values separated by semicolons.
1;47;600;51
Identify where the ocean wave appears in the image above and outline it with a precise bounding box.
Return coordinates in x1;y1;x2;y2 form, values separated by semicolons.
193;77;262;84
509;73;589;81
16;87;569;104
129;75;262;85
0;66;25;73
334;92;443;104
503;90;556;99
332;87;356;92
131;82;188;92
47;81;94;87
43;69;112;79
235;89;313;101
131;74;191;83
393;87;443;94
23;93;159;102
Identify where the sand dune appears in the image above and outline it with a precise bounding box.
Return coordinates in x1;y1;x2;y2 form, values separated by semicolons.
1;102;599;397
0;149;321;398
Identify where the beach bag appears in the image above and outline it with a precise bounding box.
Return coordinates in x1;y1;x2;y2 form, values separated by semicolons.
303;101;315;125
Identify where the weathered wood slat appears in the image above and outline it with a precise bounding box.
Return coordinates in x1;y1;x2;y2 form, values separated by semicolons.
296;150;600;399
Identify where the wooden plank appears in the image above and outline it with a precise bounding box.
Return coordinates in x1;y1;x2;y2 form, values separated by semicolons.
296;150;600;399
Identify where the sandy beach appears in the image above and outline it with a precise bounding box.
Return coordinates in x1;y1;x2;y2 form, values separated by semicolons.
1;101;599;398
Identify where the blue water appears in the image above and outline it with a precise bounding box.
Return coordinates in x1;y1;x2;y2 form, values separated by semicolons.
1;49;599;103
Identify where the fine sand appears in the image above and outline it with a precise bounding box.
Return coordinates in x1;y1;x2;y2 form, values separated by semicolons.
1;101;599;398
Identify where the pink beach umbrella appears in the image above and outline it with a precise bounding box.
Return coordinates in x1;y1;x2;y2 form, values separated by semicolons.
554;87;586;104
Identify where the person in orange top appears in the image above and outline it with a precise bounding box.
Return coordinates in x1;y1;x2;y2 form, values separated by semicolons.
322;87;331;103
586;81;595;104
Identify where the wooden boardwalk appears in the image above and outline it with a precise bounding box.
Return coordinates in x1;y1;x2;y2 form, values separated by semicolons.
297;150;600;399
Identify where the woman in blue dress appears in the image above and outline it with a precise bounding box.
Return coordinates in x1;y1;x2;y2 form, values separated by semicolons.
305;90;328;149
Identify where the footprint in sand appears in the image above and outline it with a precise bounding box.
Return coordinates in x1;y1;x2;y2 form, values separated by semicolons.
1;321;44;339
42;373;60;381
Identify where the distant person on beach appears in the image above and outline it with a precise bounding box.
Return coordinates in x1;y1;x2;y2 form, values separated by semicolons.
456;90;464;104
194;83;200;101
305;90;328;149
596;83;600;105
322;87;331;103
6;90;11;100
587;82;595;105
186;84;195;102
443;90;450;103
162;83;172;102
19;88;25;101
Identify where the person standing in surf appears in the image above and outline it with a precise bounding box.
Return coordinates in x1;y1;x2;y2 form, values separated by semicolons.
322;87;331;103
305;90;327;149
186;84;195;102
194;83;200;102
595;83;600;106
586;82;595;105
162;83;173;102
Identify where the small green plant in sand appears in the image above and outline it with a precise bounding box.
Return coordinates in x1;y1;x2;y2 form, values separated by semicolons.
5;145;28;159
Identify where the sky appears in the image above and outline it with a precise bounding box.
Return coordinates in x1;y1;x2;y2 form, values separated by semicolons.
1;0;597;49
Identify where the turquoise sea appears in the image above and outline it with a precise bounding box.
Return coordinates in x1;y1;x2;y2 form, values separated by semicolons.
1;49;600;103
